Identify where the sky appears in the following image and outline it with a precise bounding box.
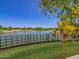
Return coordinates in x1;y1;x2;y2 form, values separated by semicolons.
0;0;58;28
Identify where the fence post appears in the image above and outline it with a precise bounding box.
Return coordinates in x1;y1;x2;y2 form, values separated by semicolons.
42;34;44;42
43;34;45;42
0;37;1;49
30;34;31;43
33;34;35;43
35;34;37;43
11;36;13;47
25;35;26;44
35;34;36;43
36;34;41;42
21;35;23;45
27;34;29;43
5;36;7;48
28;34;29;44
16;35;18;46
51;33;53;41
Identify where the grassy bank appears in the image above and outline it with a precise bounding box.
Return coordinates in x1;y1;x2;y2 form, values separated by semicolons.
0;42;79;59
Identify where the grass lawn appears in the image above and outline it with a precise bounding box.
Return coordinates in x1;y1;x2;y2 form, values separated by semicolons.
0;42;79;59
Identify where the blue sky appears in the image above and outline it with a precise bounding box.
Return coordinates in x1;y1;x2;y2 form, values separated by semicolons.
0;0;58;28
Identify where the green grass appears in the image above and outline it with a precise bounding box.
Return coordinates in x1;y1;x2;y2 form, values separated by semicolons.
0;42;79;59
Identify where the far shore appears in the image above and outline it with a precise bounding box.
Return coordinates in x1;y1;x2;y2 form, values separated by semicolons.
0;30;32;33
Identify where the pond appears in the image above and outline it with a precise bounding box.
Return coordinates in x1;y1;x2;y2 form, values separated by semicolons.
0;30;52;36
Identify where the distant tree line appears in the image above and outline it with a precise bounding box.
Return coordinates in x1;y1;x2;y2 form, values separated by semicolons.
0;26;53;30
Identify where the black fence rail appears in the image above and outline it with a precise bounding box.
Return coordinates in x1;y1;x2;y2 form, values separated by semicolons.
0;33;52;49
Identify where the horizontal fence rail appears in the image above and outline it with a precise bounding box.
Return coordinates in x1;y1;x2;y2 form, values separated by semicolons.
0;33;52;49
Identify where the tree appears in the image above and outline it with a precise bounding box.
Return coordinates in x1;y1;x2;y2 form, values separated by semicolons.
27;27;32;29
38;0;79;18
37;0;79;42
0;25;3;28
9;26;12;28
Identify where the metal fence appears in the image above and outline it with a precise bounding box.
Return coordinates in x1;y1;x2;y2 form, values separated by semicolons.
0;33;52;49
52;33;79;41
0;32;79;49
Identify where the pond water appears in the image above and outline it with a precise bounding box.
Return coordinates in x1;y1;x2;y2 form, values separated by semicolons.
0;30;52;36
